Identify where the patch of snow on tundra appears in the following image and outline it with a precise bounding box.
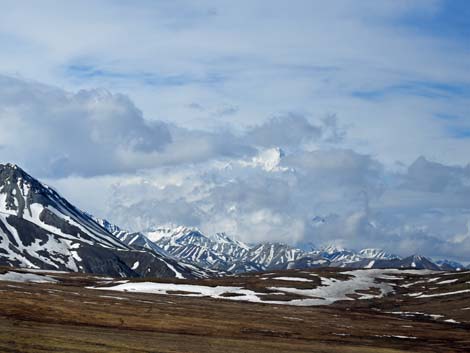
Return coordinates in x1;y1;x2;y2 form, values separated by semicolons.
91;269;403;306
268;269;395;305
0;271;58;283
92;282;264;303
417;289;470;298
272;277;312;282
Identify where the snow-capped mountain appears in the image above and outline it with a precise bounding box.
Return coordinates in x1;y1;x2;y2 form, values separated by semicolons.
209;233;250;259
347;254;441;271
435;259;464;271
93;217;123;237
398;255;441;270
146;226;247;271
145;225;201;243
245;242;305;269
318;245;363;264
93;218;212;277
0;163;202;279
142;226;309;272
93;217;169;257
144;230;315;272
116;231;170;257
114;222;450;273
358;248;400;260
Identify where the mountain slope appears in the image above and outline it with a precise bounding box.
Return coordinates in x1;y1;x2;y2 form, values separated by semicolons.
145;226;244;271
244;242;305;269
358;248;400;260
0;163;201;278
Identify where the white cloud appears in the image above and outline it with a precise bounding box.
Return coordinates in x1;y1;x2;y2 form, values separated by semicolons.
0;75;172;177
92;151;470;262
1;0;470;167
0;75;345;177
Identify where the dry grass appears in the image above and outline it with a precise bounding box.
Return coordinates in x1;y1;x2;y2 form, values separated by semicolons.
0;267;469;352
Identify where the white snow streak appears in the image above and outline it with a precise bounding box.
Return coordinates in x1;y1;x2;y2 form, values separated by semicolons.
0;271;57;283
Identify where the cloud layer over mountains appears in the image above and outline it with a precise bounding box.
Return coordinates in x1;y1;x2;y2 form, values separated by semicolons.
1;75;468;261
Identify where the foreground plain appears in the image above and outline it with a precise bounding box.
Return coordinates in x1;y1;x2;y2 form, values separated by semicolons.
0;267;469;353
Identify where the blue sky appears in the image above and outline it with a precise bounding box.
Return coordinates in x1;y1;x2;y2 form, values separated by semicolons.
400;0;470;41
1;1;470;261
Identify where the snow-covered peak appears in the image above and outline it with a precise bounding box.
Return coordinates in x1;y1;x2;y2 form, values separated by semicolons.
92;216;122;235
0;163;128;251
209;232;250;250
146;225;210;250
3;163;19;170
321;244;346;255
145;225;199;243
359;248;400;260
0;163;60;217
247;242;305;268
241;147;288;172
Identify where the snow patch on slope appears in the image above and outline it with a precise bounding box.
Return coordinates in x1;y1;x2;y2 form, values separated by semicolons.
0;271;58;283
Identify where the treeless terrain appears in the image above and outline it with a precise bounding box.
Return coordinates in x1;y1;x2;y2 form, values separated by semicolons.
0;267;469;353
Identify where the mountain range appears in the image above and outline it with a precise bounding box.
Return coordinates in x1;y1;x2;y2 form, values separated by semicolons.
0;163;206;279
101;218;465;273
0;163;466;278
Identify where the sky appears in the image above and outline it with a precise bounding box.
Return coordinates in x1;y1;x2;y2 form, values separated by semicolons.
1;0;470;262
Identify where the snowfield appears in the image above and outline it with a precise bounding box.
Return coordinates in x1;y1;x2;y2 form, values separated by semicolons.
268;269;397;305
91;282;267;303
90;269;421;306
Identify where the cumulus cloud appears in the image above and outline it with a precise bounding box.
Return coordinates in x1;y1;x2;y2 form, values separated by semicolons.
402;156;470;193
0;75;345;177
0;75;172;177
243;114;323;148
105;147;381;243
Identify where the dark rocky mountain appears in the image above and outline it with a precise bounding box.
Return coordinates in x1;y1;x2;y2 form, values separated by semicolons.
93;218;169;257
435;259;465;271
95;220;211;277
346;255;441;271
397;255;442;270
0;163;204;279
